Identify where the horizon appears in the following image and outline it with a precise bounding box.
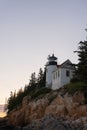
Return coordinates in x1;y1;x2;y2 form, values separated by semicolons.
0;0;87;104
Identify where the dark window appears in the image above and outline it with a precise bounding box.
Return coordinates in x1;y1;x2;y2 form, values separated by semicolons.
56;72;57;79
58;71;60;77
66;70;70;77
53;73;55;80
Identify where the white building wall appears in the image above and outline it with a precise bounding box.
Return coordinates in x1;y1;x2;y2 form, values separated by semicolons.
52;69;61;90
52;68;74;90
60;68;74;87
46;65;57;88
60;68;69;87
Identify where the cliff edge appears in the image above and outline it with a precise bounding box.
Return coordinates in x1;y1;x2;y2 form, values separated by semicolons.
7;86;87;128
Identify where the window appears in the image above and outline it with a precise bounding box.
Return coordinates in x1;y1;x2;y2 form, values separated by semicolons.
66;70;70;77
56;72;57;79
53;71;59;80
58;71;60;77
53;73;55;80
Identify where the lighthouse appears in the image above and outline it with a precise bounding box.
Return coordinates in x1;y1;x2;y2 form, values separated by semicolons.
46;54;57;88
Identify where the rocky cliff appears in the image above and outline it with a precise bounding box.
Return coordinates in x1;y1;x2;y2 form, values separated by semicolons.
7;87;87;128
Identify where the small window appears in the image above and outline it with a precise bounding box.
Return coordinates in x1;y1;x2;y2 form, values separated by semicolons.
58;71;60;77
56;72;57;79
66;70;70;77
53;73;55;80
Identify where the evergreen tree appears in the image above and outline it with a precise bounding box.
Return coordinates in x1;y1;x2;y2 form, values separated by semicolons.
29;72;37;88
7;91;16;112
75;40;87;82
37;68;45;88
7;68;46;112
42;67;46;87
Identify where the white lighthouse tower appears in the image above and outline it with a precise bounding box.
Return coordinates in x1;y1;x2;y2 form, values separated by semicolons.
46;54;57;88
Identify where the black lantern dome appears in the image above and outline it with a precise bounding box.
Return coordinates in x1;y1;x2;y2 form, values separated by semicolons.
46;54;57;66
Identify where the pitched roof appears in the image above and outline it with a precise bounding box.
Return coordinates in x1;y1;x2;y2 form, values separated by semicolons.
57;59;74;69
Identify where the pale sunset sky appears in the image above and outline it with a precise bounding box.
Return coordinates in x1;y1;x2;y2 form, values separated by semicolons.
0;0;87;104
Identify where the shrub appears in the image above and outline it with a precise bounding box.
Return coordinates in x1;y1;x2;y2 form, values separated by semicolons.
65;82;84;95
31;88;51;99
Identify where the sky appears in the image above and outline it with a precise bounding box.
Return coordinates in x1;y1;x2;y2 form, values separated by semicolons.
0;0;87;104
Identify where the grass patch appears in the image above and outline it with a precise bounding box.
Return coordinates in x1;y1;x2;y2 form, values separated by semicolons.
31;88;52;99
65;82;84;95
65;82;87;104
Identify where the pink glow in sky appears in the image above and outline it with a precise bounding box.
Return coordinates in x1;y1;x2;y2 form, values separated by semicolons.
0;0;87;104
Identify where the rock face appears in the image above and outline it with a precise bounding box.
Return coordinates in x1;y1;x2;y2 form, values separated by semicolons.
45;92;87;120
1;115;87;130
0;117;14;130
8;90;87;128
13;115;87;130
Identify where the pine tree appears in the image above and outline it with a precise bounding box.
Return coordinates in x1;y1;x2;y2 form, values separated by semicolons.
29;72;37;88
75;40;87;82
7;91;16;113
37;68;45;88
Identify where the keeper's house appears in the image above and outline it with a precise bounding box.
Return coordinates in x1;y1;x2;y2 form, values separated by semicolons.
46;54;75;90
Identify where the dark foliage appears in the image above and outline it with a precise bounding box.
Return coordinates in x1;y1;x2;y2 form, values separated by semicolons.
31;87;51;99
74;40;87;83
7;67;46;113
